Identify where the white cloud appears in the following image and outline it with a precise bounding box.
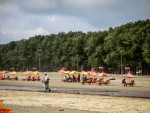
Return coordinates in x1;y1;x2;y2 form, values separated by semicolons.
23;27;49;38
46;15;98;33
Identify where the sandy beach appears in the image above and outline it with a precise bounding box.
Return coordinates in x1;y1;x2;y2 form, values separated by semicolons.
0;72;150;113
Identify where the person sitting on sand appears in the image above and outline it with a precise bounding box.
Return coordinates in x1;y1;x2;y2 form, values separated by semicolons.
122;78;126;83
64;75;67;81
66;74;70;82
72;75;75;82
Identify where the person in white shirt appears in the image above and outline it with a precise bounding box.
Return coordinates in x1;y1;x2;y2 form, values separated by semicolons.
3;73;5;78
42;72;51;92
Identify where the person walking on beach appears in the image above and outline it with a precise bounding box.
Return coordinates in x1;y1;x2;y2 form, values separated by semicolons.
42;72;51;92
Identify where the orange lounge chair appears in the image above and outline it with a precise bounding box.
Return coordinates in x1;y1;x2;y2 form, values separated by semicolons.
62;79;66;82
67;78;73;82
84;78;92;84
121;83;127;87
91;78;97;83
122;80;135;87
126;80;135;86
0;75;3;80
36;76;40;81
11;76;18;80
7;76;18;80
97;80;110;85
0;100;12;113
31;76;36;81
96;78;103;84
26;75;31;81
75;77;79;82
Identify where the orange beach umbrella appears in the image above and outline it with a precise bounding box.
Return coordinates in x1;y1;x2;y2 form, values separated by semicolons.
1;71;8;74
9;71;18;75
124;73;135;82
33;71;41;75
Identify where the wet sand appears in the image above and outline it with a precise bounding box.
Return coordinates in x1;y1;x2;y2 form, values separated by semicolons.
0;72;150;113
1;90;150;113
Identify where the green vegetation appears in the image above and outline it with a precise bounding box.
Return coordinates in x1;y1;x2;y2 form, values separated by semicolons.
0;19;150;75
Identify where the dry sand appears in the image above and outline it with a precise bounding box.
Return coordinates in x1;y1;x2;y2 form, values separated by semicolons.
0;72;150;113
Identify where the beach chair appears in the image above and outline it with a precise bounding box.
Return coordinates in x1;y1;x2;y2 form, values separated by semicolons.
67;78;73;82
121;83;127;87
122;80;135;87
75;77;79;82
126;80;135;86
7;76;10;80
0;100;12;113
10;76;18;80
84;78;92;84
31;76;36;81
97;80;110;85
0;75;3;80
36;76;40;81
7;76;18;80
91;78;97;83
103;80;110;85
96;78;103;84
26;75;31;81
62;78;66;82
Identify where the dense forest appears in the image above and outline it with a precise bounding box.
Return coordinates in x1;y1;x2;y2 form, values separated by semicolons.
0;19;150;75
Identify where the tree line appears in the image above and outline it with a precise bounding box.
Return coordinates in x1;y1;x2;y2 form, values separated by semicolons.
0;19;150;75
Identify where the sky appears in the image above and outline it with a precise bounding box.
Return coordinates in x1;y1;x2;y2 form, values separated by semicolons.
0;0;150;44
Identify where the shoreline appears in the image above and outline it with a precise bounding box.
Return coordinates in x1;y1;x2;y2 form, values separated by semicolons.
0;86;150;98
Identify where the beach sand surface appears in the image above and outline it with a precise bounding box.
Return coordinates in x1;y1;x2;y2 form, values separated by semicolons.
0;72;150;113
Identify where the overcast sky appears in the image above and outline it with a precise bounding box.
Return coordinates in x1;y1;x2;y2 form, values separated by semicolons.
0;0;150;44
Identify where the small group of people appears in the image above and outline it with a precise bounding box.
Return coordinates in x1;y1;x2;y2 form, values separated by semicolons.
42;72;51;92
64;74;80;82
81;75;92;85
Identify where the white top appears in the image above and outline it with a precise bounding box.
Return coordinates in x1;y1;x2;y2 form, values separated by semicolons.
45;75;49;82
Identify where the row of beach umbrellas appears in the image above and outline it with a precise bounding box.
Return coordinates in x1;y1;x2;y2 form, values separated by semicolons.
57;68;136;81
0;71;41;76
57;69;110;77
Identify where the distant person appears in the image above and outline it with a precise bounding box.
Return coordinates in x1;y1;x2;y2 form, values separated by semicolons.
84;75;87;81
42;73;51;92
78;74;80;82
122;78;126;83
3;73;5;78
66;74;70;82
64;75;67;81
72;75;75;82
82;75;85;85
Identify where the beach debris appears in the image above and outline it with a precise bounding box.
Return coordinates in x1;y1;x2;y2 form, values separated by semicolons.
59;109;64;111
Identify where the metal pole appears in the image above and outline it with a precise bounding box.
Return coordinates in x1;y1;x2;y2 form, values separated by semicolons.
121;53;123;75
39;57;41;71
77;54;78;71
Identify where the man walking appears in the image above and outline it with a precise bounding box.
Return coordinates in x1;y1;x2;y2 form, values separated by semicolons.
43;72;51;92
